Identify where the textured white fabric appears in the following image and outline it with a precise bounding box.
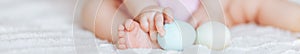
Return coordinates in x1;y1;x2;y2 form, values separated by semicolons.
1;0;300;54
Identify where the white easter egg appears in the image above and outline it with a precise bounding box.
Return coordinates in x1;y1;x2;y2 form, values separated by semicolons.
157;20;196;51
196;21;231;50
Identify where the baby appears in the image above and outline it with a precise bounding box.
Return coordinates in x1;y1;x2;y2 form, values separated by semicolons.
81;0;300;49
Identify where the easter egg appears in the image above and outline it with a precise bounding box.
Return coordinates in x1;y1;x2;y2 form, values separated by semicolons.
157;20;196;51
196;21;231;50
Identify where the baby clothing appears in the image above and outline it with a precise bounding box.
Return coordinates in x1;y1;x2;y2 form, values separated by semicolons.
158;0;200;21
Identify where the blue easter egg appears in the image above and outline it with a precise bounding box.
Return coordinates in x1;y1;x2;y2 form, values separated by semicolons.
157;20;196;51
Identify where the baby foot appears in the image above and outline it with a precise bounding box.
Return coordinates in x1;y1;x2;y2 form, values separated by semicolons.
117;19;160;49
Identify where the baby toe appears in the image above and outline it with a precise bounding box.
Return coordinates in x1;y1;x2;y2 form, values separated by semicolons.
117;38;127;49
118;31;125;38
118;25;125;31
118;44;127;49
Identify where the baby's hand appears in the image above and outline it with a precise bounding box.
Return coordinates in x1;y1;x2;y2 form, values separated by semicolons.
134;6;174;41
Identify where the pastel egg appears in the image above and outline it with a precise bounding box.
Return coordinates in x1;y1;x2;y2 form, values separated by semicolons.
196;21;231;50
157;20;196;51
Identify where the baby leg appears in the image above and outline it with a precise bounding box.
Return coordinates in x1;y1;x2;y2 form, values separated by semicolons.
225;0;300;32
256;0;300;32
81;0;125;42
81;0;160;49
178;0;300;32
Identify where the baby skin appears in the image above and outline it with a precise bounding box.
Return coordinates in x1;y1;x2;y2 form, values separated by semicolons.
80;0;166;49
117;19;160;49
117;0;300;49
81;0;300;50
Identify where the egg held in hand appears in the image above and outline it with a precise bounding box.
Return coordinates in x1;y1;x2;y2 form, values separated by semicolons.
157;20;196;51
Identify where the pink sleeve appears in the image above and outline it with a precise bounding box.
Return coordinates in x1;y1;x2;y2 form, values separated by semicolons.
158;0;200;21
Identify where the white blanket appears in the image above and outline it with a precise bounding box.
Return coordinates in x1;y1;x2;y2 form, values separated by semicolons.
1;0;300;54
